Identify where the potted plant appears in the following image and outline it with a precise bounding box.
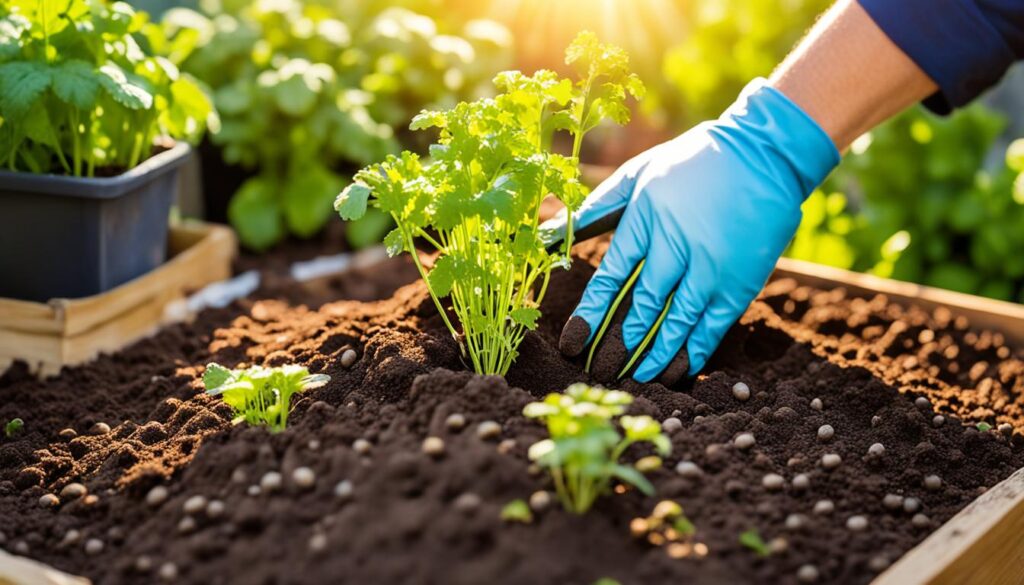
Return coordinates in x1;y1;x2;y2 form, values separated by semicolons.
0;0;214;301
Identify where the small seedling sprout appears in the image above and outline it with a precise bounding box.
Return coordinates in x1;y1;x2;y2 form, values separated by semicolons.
739;529;771;558
203;363;329;433
500;499;533;524
523;383;671;514
976;422;993;432
4;418;24;438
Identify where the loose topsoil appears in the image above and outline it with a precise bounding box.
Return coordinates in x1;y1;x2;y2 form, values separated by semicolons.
1;240;1023;585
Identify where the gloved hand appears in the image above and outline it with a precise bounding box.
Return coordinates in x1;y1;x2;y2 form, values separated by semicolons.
546;78;840;385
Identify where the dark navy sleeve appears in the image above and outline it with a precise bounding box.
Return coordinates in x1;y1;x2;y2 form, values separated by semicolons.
858;0;1024;114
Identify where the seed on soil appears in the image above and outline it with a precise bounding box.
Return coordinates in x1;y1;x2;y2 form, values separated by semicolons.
178;516;197;533
38;493;59;508
146;486;169;507
734;433;756;450
260;471;283;493
662;417;683;433
675;461;703;479
231;468;247;484
694;415;706;423
932;415;945;427
810;398;823;411
422;436;445;457
453;492;481;513
476;420;502;440
292;467;317;489
307;439;321;450
846;515;868;531
353;438;372;454
869;555;891;572
158;562;178;581
497;438;516;454
871;415;882;427
914;397;931;410
817;425;834;441
334;480;354;501
883;494;903;510
821;453;842;469
769;537;788;554
912;513;930;528
445;413;466;431
60;482;87;500
83;494;99;506
14;541;28;555
529;490;551;512
762;473;785;491
84;538;104;555
813;500;835;515
340;348;358;368
792;474;810;490
868;443;886;457
785;513;807;531
59;428;77;440
797;564;820;583
59;529;81;547
134;556;152;572
308;532;328;552
903;497;921;513
923;474;942;491
183;495;207;515
732;382;751;401
89;422;111;435
206;500;225;518
998;423;1014;436
247;485;261;497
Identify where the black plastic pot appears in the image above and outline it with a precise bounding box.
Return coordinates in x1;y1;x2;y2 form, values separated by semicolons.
0;143;191;302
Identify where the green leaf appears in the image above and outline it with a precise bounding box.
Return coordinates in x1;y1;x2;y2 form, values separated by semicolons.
51;60;99;110
611;463;655;496
202;363;233;390
335;182;371;220
0;61;51;118
229;177;284;251
383;227;405;257
427;255;458;297
4;418;24;438
739;529;771;558
283;166;342;238
500;499;533;523
509;307;541;330
97;64;153;110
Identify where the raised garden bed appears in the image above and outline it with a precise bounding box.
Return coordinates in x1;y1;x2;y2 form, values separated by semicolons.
0;239;1022;585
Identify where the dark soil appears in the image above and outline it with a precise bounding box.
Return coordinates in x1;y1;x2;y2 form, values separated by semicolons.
1;240;1023;585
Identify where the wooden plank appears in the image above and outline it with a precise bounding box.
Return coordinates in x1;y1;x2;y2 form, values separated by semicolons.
872;468;1024;585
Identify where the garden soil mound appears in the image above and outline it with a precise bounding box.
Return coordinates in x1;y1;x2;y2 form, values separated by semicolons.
1;241;1023;585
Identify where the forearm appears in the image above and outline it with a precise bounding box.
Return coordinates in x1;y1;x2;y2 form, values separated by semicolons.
769;0;937;151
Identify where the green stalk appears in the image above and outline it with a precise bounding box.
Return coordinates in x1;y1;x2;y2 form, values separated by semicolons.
585;260;645;372
618;290;676;379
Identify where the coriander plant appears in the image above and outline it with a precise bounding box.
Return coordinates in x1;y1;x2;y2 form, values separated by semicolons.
0;0;213;175
4;418;24;438
337;32;643;375
203;363;329;433
523;383;670;515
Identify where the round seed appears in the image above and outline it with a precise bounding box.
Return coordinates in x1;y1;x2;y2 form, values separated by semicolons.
813;500;834;515
177;516;196;533
60;529;81;547
59;428;77;440
821;453;842;469
308;532;328;552
422;436;445;457
134;556;152;572
231;468;247;484
353;439;372;454
445;413;466;431
785;513;807;531
453;492;481;513
734;433;756;450
340;349;358;368
868;443;886;457
60;483;87;500
762;473;785;491
797;564;820;583
292;467;316;490
847;515;868;531
912;513;930;528
182;495;207;515
247;485;261;497
260;471;283;492
662;417;683;433
529;490;552;512
792;474;810;490
38;493;59;508
932;415;945;427
334;480;354;501
158;562;178;581
883;494;903;510
871;415;882;427
206;500;225;518
903;497;921;513
810;398;823;411
923;475;942;491
869;555;891;572
675;461;703;479
476;421;502;440
817;425;834;442
998;423;1013;436
84;538;104;555
732;382;751;401
497;438;516;454
769;537;789;554
89;422;111;435
914;397;931;410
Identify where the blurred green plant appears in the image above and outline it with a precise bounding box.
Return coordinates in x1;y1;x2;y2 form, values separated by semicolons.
0;0;213;175
157;0;511;250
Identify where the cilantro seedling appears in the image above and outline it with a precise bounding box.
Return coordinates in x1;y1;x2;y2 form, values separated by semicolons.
977;422;993;432
739;529;771;558
202;363;329;433
4;418;24;438
337;32;643;375
523;383;670;514
500;499;533;523
0;1;213;175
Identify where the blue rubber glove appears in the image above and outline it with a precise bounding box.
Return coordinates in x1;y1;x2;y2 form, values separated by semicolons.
551;78;840;383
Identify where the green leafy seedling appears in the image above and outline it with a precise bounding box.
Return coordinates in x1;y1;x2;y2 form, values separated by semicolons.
739;529;771;558
4;418;24;438
500;499;533;524
523;383;670;514
337;32;643;375
977;422;993;432
203;363;329;433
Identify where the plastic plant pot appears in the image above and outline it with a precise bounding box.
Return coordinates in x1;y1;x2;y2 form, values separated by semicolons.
0;143;191;302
